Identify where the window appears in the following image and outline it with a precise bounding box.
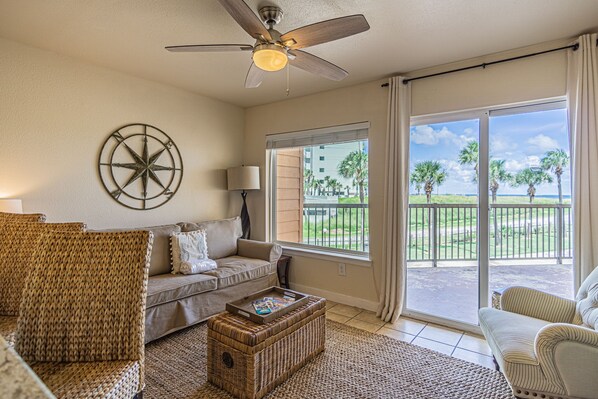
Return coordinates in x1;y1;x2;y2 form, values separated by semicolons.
267;122;369;256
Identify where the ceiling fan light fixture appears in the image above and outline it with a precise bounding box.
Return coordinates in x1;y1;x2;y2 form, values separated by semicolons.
253;44;288;72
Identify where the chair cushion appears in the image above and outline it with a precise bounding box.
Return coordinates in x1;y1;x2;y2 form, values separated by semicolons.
0;316;17;346
178;217;242;259
94;224;180;276
205;256;273;289
576;267;598;330
32;360;139;398
479;307;551;366
147;273;217;308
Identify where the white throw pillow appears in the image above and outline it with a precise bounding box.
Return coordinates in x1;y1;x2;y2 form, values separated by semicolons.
179;258;218;275
170;230;209;274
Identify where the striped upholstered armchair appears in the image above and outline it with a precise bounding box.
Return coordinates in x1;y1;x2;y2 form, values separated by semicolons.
479;267;598;399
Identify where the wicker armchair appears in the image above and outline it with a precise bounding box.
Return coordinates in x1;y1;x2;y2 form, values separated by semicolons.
14;230;153;399
479;267;598;399
0;222;86;345
0;211;46;223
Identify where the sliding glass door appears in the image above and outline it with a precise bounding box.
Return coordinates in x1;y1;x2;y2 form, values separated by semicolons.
405;101;574;328
488;104;574;302
405;117;481;325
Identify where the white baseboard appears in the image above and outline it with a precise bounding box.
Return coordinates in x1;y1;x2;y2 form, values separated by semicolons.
290;283;379;312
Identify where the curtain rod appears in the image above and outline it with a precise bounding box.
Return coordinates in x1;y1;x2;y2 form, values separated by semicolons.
380;40;597;87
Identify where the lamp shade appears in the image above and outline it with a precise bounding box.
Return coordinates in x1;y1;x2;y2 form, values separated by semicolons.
227;166;260;191
0;199;23;213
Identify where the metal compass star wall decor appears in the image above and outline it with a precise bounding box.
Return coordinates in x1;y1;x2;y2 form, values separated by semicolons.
98;123;183;210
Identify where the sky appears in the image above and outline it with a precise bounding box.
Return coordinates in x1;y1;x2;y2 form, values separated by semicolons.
409;108;571;197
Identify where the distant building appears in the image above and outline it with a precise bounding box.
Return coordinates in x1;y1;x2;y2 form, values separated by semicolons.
304;141;367;194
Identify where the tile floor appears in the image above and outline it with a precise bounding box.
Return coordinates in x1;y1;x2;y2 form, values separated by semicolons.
326;301;495;369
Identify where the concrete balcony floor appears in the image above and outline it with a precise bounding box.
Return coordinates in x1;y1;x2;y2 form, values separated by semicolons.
406;259;574;325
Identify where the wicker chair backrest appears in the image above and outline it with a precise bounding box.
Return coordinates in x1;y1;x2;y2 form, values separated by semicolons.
0;212;46;223
0;222;86;315
15;230;153;364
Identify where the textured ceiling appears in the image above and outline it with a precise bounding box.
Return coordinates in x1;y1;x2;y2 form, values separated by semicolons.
1;0;597;108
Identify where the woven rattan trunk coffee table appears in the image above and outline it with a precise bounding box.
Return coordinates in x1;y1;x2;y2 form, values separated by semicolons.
207;295;326;399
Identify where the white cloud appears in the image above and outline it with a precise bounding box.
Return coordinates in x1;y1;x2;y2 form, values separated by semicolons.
504;159;525;173
527;134;559;151
439;159;476;183
491;136;518;152
526;155;541;168
411;125;473;147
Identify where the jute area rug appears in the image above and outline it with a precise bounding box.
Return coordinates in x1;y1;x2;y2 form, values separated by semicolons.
145;320;514;399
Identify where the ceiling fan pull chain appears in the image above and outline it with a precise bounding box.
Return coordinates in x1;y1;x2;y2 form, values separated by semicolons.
286;63;291;96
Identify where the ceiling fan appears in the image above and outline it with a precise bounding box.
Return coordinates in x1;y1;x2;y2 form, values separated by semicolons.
165;0;370;88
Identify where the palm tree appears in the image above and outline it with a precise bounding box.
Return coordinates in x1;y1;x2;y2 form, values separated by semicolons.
338;150;368;203
332;180;343;196
489;160;512;203
412;161;447;203
410;170;424;195
304;169;314;195
541;149;569;203
324;176;341;196
458;141;479;181
314;179;325;196
514;168;553;203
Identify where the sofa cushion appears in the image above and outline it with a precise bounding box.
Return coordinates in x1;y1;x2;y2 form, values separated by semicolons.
178;217;242;259
479;307;551;366
147;273;217;308
205;256;273;289
94;224;180;276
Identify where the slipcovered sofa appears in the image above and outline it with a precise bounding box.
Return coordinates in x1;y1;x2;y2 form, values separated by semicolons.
114;217;282;343
479;267;598;399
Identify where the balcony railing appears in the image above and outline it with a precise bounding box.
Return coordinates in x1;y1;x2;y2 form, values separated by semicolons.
301;202;572;263
302;203;369;252
408;203;572;265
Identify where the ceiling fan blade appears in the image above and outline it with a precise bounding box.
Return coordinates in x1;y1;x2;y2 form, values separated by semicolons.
245;62;265;88
165;44;253;52
281;15;369;50
217;0;271;41
288;50;348;81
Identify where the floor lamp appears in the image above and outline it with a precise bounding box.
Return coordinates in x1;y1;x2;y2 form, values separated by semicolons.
227;166;260;239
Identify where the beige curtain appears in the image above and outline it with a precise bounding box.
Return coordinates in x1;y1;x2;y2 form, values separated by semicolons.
377;76;411;322
567;33;598;288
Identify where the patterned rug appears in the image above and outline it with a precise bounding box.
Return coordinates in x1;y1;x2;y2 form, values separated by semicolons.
145;320;514;399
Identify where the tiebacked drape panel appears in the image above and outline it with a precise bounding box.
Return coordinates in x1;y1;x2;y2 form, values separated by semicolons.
567;33;598;288
377;76;411;323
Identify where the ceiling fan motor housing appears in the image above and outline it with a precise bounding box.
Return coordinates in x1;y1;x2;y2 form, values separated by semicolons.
259;6;283;27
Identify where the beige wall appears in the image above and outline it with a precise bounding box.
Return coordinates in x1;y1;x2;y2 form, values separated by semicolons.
410;39;570;116
245;80;388;306
0;37;245;229
244;39;570;308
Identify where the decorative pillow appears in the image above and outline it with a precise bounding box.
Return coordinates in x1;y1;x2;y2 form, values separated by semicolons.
179;258;217;275
170;230;209;274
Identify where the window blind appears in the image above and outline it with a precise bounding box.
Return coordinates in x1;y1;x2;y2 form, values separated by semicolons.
265;122;370;150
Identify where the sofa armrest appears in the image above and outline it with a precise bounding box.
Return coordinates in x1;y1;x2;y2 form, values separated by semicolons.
535;324;598;397
237;239;282;263
501;286;577;323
